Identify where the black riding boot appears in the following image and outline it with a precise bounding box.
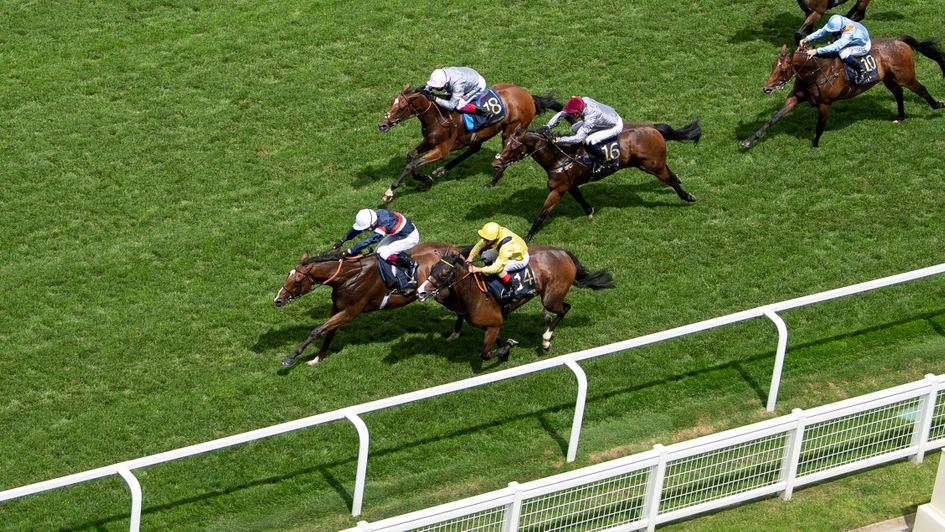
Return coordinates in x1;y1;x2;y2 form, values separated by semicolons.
843;57;863;85
389;253;417;294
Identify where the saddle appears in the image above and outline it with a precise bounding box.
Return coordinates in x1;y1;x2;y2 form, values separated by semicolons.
581;136;622;180
377;258;417;294
461;89;507;132
480;266;537;306
842;53;880;88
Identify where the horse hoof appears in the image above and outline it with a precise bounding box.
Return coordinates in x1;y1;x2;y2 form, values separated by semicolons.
684;193;696;203
740;139;753;149
587;208;594;219
305;356;322;366
383;189;394;202
445;332;460;342
483;182;496;189
432;167;446;178
281;357;295;367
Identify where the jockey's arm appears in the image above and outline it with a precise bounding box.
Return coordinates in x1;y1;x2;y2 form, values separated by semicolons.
480;256;509;275
816;30;853;55
349;231;384;254
556;126;590;145
547;111;566;128
467;239;487;262
339;227;361;243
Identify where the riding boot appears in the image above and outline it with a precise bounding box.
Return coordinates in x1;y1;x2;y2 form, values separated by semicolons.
842;57;863;85
389;254;417;294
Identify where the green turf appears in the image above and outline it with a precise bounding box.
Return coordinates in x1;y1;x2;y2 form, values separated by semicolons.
2;0;945;530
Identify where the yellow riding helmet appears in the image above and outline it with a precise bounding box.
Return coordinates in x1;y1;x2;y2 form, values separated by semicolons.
478;222;501;240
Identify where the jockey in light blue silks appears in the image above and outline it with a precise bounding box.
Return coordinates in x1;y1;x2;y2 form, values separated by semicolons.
800;14;872;83
422;66;488;114
332;208;420;293
546;96;625;176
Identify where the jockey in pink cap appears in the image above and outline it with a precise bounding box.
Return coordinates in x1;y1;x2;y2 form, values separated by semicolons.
546;96;625;175
422;66;488;114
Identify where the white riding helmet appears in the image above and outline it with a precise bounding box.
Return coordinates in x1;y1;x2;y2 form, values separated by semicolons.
825;14;845;32
426;68;448;89
353;209;377;231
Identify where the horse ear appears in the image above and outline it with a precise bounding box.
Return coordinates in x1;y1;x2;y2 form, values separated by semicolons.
779;44;787;54
402;83;410;92
301;252;310;260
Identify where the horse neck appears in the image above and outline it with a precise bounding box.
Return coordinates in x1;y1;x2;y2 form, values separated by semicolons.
527;137;566;170
791;54;832;82
301;257;367;286
409;94;449;128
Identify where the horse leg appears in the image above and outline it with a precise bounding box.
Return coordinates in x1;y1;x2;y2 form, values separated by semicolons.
901;78;945;111
795;10;823;43
847;0;869;21
540;302;571;351
282;307;360;366
487;125;519;188
480;326;503;360
665;167;696;202
742;94;799;149
432;143;482;178
884;79;907;122
383;148;447;202
812;103;832;148
568;186;595;218
445;315;464;342
525;185;567;242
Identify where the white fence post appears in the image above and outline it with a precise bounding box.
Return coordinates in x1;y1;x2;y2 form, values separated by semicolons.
644;444;667;532
502;481;523;532
564;358;588;463
781;408;806;500
763;309;789;412
913;374;941;464
116;468;142;532
345;411;370;516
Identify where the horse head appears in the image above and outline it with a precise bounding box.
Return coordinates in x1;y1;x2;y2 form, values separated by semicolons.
378;84;431;132
417;251;465;302
764;45;810;94
273;251;344;307
492;128;548;170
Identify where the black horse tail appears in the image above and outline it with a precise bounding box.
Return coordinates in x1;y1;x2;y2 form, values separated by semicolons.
653;117;702;144
899;36;945;77
533;94;564;114
566;251;615;290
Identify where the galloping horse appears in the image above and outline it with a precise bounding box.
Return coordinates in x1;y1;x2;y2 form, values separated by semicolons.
795;0;871;43
492;121;701;242
377;84;561;202
742;36;945;149
416;246;614;361
273;242;452;366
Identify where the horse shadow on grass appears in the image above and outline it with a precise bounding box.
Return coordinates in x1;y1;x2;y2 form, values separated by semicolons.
464;175;692;227
73;308;945;530
352;148;502;204
729;9;904;47
734;90;928;146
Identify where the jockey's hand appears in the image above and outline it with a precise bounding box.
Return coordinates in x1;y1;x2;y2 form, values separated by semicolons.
798;38;808;48
806;49;817;59
466;264;482;274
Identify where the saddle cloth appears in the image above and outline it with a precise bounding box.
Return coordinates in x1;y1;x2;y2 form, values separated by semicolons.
481;266;537;305
461;89;507;132
843;53;880;86
377;259;416;293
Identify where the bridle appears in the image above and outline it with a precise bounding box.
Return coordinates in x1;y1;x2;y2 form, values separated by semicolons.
279;259;345;302
420;257;471;300
496;130;580;172
383;89;453;128
772;52;825;91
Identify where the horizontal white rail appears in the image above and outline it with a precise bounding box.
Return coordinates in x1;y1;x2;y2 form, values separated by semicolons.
3;262;944;530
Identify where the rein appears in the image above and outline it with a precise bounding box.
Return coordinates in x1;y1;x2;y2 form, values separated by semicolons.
402;90;454;128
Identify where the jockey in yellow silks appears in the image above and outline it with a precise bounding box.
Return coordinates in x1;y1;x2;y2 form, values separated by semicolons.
464;222;530;301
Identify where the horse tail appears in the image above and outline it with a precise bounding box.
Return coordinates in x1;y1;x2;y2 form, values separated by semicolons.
652;117;702;144
899;35;945;77
532;94;564;114
565;251;616;290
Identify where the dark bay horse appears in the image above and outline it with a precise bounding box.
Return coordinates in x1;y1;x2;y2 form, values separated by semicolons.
273;242;452;366
377;84;561;202
416;246;615;361
492;121;701;242
742;36;945;149
795;0;871;43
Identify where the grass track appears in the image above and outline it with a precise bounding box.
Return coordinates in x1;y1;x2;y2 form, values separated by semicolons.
2;0;945;530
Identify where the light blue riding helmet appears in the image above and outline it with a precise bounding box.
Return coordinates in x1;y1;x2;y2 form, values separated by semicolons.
825;14;846;32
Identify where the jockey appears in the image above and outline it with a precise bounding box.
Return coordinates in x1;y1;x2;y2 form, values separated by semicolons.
332;208;419;294
464;222;529;303
422;66;488;114
800;14;872;83
546;96;624;176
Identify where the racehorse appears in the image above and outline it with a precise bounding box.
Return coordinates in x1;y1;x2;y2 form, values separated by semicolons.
492;121;701;242
377;84;561;202
273;242;452;367
795;0;871;43
416;246;615;361
742;36;945;149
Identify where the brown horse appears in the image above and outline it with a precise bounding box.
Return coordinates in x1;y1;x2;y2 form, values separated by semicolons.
377;84;561;202
795;0;871;43
492;121;701;242
273;242;452;366
742;36;945;149
416;246;614;361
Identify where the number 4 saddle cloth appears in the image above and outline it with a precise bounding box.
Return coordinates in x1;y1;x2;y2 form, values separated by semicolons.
461;89;508;132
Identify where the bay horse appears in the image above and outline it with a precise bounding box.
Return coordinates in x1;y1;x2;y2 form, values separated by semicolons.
492;121;701;242
273;242;452;367
377;84;561;202
416;246;615;361
795;0;871;43
742;36;945;149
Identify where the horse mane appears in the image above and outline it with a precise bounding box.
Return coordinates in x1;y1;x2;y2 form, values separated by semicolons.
300;250;345;265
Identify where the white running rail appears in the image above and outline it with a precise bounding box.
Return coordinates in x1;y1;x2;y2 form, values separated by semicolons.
2;262;945;531
348;374;945;531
